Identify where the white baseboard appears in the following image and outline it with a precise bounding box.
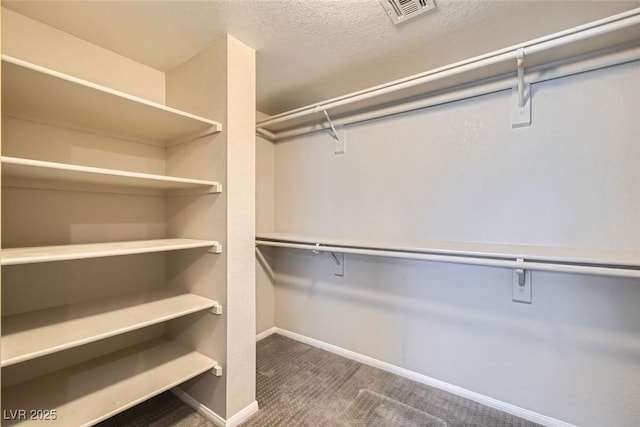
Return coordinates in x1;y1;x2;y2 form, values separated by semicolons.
226;400;260;427
256;326;277;341
269;327;575;427
171;388;259;427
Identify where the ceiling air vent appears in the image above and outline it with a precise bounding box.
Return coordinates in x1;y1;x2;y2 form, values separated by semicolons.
381;0;436;25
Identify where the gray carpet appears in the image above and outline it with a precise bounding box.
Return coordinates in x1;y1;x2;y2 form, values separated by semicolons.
341;389;447;427
96;391;212;427
240;334;542;427
98;333;542;426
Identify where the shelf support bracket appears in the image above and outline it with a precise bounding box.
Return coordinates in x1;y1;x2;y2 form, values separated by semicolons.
511;48;531;128
208;242;223;254
166;183;223;197
210;365;223;377
209;302;223;315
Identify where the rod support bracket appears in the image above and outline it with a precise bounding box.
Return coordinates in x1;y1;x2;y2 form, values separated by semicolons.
315;105;340;141
515;258;525;286
511;48;531;128
322;109;339;141
321;109;346;154
310;244;344;276
329;251;344;276
513;258;532;304
329;251;341;266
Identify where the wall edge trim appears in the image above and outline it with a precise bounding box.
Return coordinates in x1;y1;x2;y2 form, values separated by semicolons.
171;387;259;427
269;327;577;427
226;400;260;427
256;326;277;342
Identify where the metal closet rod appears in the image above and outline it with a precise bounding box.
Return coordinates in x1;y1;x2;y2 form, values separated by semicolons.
271;45;640;140
255;239;640;279
256;8;640;139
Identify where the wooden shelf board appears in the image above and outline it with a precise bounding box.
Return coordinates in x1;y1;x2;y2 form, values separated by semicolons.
1;288;219;367
1;156;221;191
256;232;640;267
2;55;221;145
1;338;216;427
1;238;221;266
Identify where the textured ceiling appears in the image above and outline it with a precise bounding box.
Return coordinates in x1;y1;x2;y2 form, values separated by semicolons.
4;0;640;115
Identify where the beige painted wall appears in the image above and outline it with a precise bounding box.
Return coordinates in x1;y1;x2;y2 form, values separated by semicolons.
2;9;256;423
165;35;257;419
1;7;172;392
1;5;3;398
164;40;230;418
224;34;256;418
1;8;165;104
1;8;171;327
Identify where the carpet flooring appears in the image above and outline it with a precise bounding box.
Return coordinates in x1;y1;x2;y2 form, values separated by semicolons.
241;334;540;427
96;391;212;427
98;333;542;426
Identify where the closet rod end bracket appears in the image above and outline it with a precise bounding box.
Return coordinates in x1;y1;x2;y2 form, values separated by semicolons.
511;84;531;128
512;258;532;304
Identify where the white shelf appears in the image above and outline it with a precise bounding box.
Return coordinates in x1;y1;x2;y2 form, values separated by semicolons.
1;338;217;427
1;55;222;146
1;288;220;367
1;156;222;192
257;232;640;269
1;238;222;266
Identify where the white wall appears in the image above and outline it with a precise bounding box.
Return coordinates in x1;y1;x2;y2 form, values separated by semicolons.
165;35;257;418
269;61;640;426
256;111;276;335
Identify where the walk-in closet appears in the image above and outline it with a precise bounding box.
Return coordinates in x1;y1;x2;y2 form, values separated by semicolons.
1;2;638;427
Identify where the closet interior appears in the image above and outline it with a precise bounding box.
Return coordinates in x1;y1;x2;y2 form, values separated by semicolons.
1;3;639;427
1;9;256;426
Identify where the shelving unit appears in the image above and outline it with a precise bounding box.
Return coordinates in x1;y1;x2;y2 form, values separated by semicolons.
2;55;222;145
1;238;221;266
1;45;227;423
1;156;223;193
2;338;218;427
2;288;221;367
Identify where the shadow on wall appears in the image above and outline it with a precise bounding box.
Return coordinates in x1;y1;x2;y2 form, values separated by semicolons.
267;247;640;364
